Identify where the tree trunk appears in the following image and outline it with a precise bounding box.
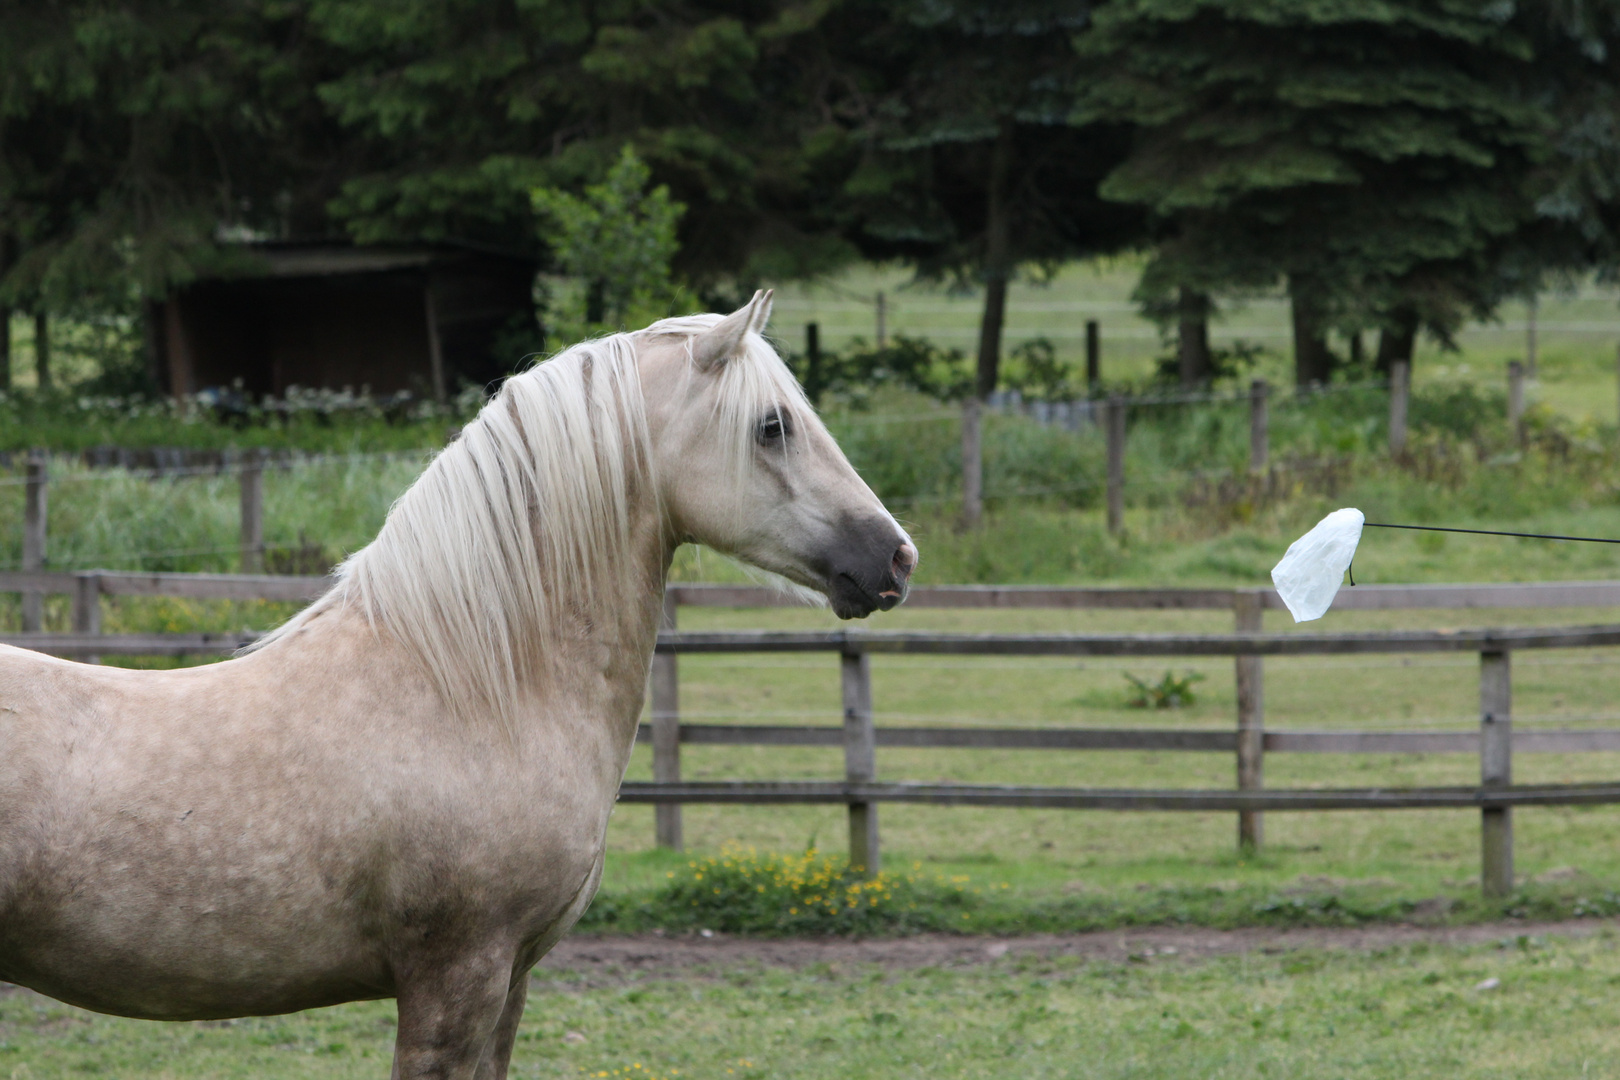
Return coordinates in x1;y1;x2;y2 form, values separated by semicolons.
33;310;50;390
142;299;169;394
962;119;1014;530
1177;287;1212;388
1375;308;1418;376
585;279;606;325
1288;274;1334;389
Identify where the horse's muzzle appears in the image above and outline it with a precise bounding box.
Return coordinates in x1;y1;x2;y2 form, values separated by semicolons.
827;532;917;619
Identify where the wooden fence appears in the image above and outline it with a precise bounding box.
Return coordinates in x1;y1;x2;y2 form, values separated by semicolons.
5;572;1620;894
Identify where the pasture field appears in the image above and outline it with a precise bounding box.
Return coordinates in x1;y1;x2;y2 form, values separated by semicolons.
771;259;1620;422
7;450;1620;920
11;547;1620;925
7;932;1620;1078
593;594;1620;926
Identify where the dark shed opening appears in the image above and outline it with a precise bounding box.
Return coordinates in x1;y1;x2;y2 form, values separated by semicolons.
149;242;539;401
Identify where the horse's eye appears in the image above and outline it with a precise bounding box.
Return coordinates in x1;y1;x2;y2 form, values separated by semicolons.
757;410;791;444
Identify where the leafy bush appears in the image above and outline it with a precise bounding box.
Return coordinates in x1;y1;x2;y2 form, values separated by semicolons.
580;846;990;936
1409;382;1508;439
0;385;476;453
792;335;974;406
829;406;1102;512
1000;337;1075;401
531;145;688;338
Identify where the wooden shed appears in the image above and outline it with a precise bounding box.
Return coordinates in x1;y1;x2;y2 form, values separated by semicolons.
150;242;538;401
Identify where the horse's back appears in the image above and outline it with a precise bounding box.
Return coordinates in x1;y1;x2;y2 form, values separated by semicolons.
0;642;400;1016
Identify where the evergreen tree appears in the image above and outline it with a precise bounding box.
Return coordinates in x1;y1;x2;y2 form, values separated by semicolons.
1079;1;1552;386
801;0;1143;526
306;0;841;290
0;0;362;390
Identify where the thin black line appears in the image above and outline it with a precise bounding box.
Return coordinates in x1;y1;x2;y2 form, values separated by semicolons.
1364;523;1620;545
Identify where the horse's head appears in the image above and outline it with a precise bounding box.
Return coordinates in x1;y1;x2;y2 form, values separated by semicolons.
639;291;917;619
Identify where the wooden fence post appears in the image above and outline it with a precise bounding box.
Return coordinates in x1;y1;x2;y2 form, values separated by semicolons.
842;648;879;877
1390;360;1409;454
1248;379;1269;473
804;322;822;405
1234;591;1265;851
239;449;265;573
424;285;448;405
22;451;46;631
1085;320;1100;390
1480;649;1513;898
1508;360;1526;446
652;589;682;850
73;571;102;665
1105;394;1125;535
1526;294;1538;377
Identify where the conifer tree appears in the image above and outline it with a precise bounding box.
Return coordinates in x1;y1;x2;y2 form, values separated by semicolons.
802;0;1142;526
1079;1;1551;385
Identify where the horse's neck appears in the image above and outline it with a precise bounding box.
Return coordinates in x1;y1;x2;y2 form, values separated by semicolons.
523;499;672;748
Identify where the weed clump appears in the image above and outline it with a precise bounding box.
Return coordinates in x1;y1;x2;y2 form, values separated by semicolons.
1124;670;1206;708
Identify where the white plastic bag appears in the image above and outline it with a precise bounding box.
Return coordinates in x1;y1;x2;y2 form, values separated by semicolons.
1271;508;1365;622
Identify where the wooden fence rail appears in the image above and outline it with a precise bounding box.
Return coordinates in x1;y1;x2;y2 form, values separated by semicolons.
615;780;1620;811
7;572;1620;893
631;723;1620;755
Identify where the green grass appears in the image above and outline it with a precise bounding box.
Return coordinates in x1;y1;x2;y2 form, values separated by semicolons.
581;844;1620;937
9;934;1620;1077
771;259;1620;419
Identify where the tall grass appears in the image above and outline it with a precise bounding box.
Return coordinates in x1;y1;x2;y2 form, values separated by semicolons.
3;378;1616;592
0;455;428;574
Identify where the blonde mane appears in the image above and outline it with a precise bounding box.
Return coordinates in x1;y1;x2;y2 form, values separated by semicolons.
253;313;814;732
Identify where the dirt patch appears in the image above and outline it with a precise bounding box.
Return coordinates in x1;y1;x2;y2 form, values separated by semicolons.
538;919;1616;983
6;921;1614;1004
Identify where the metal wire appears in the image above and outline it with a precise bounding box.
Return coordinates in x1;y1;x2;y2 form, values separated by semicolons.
1366;522;1620;545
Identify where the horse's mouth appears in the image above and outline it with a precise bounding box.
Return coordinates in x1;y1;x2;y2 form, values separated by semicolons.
830;572;907;619
820;528;916;619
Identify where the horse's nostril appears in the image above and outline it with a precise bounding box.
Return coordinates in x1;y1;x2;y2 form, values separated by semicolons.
892;542;918;580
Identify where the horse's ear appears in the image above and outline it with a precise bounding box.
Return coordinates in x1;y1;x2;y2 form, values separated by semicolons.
692;289;774;370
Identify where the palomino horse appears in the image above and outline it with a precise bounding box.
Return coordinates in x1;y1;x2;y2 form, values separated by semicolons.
0;291;916;1078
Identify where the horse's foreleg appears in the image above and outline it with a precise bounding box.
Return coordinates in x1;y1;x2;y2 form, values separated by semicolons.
473;973;529;1080
390;953;516;1080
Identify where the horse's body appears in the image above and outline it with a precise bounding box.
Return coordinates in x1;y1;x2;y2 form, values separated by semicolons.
0;293;914;1077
